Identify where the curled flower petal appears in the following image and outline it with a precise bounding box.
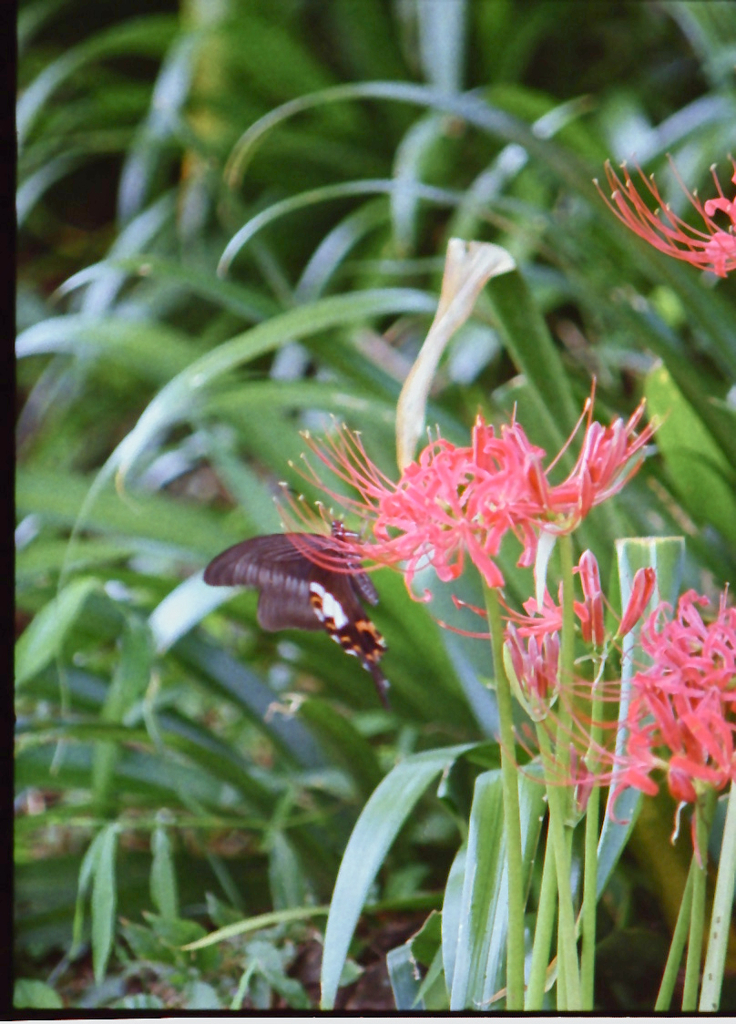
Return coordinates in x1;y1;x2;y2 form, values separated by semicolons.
576;550;605;647
618;567;657;637
596;158;736;277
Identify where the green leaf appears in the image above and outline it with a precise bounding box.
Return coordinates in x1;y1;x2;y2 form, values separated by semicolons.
268;831;308;912
447;770;504;1008
16;468;232;557
172;634;327;770
645;364;736;548
150;825;179;921
148;574;231;655
15;576;99;687
92;615;153;810
119;920;168;963
320;742;478;1010
111;287;436;480
16;315;207;382
387;940;426;1010
183;905;330;951
484;269;579;447
145;912;221;972
60;255;277;322
184;981;221;1010
13;979;64;1009
597;536;686;898
219;178;462;275
91;823;119;984
441;843;467;995
245;938;312;1010
17;14;177;146
387;909;447;1010
415;0;467;92
448;770;545;1009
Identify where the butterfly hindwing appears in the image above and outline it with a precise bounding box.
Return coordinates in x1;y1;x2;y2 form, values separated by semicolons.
256;573;322;632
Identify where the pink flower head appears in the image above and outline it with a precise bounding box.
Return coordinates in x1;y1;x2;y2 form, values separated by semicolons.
294;395;654;598
297;416;547;592
615;589;736;817
575;550;605;647
596;158;736;277
617;567;657;638
508;589;564;639
505;622;560;720
539;398;656;534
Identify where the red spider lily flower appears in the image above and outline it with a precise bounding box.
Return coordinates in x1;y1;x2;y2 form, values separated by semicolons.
596;158;736;277
298;416;547;591
617;567;657;638
538;398;656;534
506;551;639;650
507;590;564;639
505;622;560;720
295;396;654;596
613;589;736;840
576;549;605;647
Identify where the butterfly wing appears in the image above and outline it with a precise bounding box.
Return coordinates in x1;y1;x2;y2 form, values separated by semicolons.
204;534;323;631
308;573;389;707
349;569;379;606
204;530;390;706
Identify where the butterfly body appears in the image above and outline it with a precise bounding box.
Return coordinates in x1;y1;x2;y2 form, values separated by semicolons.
204;527;389;707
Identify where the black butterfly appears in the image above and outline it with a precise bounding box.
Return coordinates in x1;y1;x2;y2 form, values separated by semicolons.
203;523;389;707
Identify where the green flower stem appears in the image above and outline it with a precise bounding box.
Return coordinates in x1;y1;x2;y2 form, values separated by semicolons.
536;722;582;1010
483;583;526;1011
557;920;568;1010
581;656;606;1009
655;859;694;1011
682;796;713;1010
700;782;736;1011
555;534;576;791
554;532;581;1009
580;784;600;1007
525;830;557;1010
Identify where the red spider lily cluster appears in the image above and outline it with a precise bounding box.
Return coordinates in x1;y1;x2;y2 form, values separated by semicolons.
505;624;560;721
293;367;734;845
502;552;655;722
297;396;655;593
615;590;736;810
596;158;736;277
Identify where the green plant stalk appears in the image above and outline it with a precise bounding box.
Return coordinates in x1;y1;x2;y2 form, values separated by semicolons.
655;859;694;1011
700;782;736;1011
525;830;557;1009
552;532;582;1009
557;922;568;1010
580;784;600;1008
555;534;576;794
483;583;526;1011
580;656;606;1008
682;797;712;1010
536;723;582;1010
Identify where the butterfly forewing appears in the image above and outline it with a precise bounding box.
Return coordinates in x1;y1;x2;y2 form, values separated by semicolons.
204;534;327;588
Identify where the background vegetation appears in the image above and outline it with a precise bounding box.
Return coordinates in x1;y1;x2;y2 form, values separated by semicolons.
15;0;736;1010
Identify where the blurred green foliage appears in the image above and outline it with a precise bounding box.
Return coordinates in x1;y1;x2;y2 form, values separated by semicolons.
16;0;736;1010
